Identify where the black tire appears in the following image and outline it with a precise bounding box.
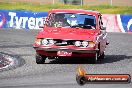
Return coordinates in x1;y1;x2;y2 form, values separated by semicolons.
36;54;46;64
98;52;105;60
90;53;98;64
98;43;105;61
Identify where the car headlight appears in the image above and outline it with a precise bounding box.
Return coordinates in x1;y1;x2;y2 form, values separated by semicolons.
41;39;55;46
74;40;95;47
88;41;95;47
82;41;89;47
74;41;81;47
41;39;48;45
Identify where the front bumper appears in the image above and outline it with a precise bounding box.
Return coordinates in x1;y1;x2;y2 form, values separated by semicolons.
33;47;99;53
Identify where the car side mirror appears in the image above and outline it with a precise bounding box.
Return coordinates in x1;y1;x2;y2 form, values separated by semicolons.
39;26;44;29
38;17;48;29
100;27;106;34
101;27;106;30
39;20;49;29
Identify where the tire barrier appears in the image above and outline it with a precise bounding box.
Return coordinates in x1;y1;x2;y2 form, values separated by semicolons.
0;53;12;70
0;52;24;71
0;10;131;33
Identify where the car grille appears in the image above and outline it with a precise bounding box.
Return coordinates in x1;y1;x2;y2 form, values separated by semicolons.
54;39;74;46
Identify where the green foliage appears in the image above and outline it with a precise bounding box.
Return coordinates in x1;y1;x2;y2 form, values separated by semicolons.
0;2;132;14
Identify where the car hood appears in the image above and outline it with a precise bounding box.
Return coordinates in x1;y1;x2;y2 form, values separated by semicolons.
37;27;98;41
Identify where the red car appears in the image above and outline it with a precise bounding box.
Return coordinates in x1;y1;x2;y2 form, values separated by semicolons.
33;9;109;64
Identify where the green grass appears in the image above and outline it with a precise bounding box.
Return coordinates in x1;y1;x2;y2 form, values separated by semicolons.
0;2;132;14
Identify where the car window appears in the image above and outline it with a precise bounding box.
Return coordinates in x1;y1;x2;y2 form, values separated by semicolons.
46;13;96;29
98;15;103;29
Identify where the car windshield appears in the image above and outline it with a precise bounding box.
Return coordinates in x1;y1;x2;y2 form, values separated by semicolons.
46;13;96;29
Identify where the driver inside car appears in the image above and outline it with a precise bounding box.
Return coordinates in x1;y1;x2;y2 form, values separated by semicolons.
54;14;70;27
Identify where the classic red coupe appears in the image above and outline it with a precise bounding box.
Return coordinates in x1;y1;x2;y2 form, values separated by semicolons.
33;9;109;64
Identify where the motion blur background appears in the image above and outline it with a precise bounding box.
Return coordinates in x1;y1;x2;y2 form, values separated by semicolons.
0;0;132;6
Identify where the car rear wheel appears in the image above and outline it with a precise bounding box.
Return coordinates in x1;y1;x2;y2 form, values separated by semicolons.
36;54;46;64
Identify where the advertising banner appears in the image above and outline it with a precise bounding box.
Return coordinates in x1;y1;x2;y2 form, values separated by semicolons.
102;14;120;32
0;10;132;33
102;14;132;33
0;10;48;29
118;15;132;33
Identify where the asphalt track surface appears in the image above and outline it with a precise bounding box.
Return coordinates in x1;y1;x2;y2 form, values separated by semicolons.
0;29;132;88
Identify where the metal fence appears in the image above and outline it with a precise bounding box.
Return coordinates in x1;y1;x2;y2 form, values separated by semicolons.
0;0;132;6
60;0;132;6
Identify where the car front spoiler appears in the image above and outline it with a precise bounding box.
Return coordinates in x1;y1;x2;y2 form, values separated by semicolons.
33;47;99;53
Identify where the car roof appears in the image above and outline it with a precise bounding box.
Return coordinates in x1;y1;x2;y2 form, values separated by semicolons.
49;9;101;15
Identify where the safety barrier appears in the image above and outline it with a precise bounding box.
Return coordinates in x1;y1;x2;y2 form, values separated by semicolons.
0;10;132;33
102;14;132;33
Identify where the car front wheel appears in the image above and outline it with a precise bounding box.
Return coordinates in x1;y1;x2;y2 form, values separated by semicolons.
90;53;98;64
98;52;105;60
36;54;46;64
